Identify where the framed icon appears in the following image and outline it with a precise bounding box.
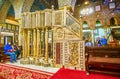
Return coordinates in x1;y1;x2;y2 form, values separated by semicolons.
109;2;115;9
95;5;101;11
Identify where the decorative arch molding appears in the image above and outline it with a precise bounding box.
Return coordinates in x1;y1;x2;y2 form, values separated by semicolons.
9;0;25;19
22;0;34;12
83;21;88;28
109;17;118;25
107;14;119;26
0;0;11;23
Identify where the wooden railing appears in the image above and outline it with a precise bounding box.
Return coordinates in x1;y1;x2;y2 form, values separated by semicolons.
85;46;120;75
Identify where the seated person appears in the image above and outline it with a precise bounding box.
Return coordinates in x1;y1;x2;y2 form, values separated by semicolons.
4;42;17;63
101;36;107;46
85;40;93;47
13;43;22;58
96;37;102;46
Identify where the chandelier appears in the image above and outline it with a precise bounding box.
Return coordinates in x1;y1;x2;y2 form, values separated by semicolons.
80;7;94;16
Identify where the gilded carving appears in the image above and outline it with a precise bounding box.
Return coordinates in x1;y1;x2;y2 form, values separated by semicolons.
68;42;79;66
54;28;64;39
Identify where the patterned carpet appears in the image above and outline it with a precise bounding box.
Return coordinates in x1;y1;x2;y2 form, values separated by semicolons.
0;59;59;79
51;68;120;79
0;63;54;79
0;60;120;79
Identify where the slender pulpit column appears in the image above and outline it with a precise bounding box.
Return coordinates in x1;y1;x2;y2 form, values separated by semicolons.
104;26;107;38
33;29;37;58
22;30;25;59
39;30;42;57
79;18;83;40
91;28;95;46
41;29;45;56
36;29;40;57
45;27;49;63
24;30;28;58
27;30;30;57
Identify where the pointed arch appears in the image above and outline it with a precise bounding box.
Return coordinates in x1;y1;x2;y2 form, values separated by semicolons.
0;0;11;23
83;21;88;28
96;20;101;26
110;17;115;25
6;5;15;20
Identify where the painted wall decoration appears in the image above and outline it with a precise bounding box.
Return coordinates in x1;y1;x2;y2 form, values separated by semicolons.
59;0;71;8
30;0;58;12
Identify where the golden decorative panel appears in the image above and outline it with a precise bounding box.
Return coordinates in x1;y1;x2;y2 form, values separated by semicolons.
53;40;85;70
52;11;64;26
68;42;79;66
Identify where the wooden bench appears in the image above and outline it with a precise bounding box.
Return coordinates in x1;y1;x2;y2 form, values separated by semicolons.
0;45;22;62
85;46;120;75
0;45;6;62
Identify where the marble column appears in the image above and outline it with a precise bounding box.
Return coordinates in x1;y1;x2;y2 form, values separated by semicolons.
18;19;22;46
27;30;30;57
24;30;28;58
45;27;49;63
19;14;25;46
33;29;37;58
22;30;25;59
36;29;40;58
41;30;45;57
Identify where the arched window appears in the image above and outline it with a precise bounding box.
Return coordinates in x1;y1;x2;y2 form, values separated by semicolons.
83;21;88;28
110;17;115;25
7;5;15;18
96;20;101;26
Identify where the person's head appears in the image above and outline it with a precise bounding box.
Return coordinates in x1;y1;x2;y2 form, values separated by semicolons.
102;36;106;38
85;40;89;43
97;37;100;40
8;42;11;45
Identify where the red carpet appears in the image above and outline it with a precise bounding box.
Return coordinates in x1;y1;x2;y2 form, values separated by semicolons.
0;63;53;79
50;68;120;79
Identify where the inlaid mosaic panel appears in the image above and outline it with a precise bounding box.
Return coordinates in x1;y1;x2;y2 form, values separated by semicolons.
54;40;85;70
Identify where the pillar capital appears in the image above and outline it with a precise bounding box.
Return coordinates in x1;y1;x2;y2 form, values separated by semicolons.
103;25;108;29
90;27;95;30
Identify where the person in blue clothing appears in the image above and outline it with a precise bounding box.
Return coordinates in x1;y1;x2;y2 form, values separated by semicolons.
101;36;107;46
4;42;17;63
